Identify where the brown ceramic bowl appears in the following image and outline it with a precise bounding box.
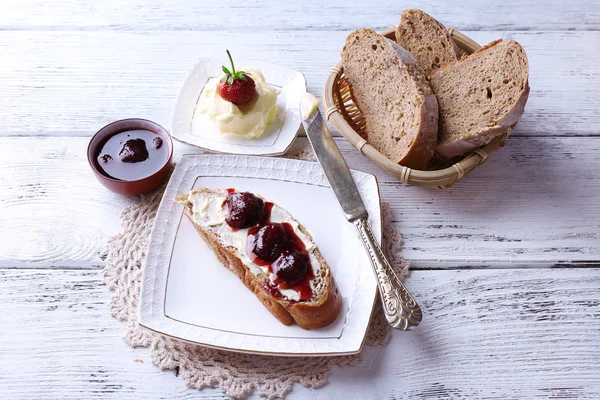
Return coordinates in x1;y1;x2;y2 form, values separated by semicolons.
88;118;173;196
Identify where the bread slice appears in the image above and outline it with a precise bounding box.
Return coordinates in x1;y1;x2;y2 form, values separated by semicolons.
429;39;530;158
175;188;342;330
396;9;461;76
341;28;439;169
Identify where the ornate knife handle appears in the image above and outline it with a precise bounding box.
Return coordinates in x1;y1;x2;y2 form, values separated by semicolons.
354;218;422;330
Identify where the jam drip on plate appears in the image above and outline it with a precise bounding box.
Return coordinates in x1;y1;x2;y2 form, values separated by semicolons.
224;190;314;301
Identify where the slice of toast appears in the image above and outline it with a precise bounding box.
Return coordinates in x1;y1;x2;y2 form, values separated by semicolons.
429;39;530;158
341;28;439;169
175;188;342;330
396;9;461;76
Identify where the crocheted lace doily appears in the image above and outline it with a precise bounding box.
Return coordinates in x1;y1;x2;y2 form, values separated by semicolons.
104;151;409;399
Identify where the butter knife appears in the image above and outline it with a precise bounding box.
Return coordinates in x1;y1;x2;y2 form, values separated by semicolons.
300;93;422;330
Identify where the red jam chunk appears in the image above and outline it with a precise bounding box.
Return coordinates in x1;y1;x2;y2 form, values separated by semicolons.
250;223;288;261
282;221;305;252
119;138;149;163
225;191;265;229
274;265;315;301
229;191;313;301
272;250;308;285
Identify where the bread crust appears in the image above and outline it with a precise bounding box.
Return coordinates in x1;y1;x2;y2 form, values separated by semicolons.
342;28;438;170
396;9;461;76
176;190;342;330
430;39;530;158
399;91;439;168
435;86;529;158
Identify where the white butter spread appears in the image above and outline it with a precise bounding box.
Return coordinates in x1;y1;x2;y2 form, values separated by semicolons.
300;92;320;120
268;274;301;302
188;190;320;301
196;69;280;139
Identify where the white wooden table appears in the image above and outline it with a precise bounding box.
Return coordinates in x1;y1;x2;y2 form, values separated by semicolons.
1;1;599;398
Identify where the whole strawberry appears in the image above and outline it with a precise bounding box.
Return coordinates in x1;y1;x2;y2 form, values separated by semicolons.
217;50;256;106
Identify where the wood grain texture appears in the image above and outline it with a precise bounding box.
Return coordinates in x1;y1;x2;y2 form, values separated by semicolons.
0;0;598;31
1;136;599;269
0;268;598;399
0;31;598;137
2;1;599;398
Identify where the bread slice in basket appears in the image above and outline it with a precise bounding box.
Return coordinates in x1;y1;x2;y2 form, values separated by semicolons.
341;28;439;170
429;39;530;158
396;9;462;76
175;188;342;330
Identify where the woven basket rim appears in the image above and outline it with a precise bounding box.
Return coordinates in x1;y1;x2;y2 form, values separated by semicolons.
323;26;510;187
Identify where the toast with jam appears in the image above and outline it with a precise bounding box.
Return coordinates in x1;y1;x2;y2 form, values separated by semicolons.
175;188;342;330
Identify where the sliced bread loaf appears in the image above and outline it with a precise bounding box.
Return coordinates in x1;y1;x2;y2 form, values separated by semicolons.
396;9;461;76
341;28;439;169
429;39;530;158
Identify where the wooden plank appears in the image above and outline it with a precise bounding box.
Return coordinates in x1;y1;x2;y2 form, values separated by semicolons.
0;0;598;31
0;268;599;399
1;136;599;269
0;31;598;137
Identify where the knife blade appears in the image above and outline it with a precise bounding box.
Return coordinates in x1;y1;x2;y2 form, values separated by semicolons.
301;101;368;222
300;93;422;330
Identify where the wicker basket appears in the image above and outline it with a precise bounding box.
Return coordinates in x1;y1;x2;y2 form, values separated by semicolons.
323;26;512;188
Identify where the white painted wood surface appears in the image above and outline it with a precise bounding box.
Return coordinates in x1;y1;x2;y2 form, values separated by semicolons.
1;268;599;399
1;136;599;269
1;1;599;399
0;31;598;137
0;0;598;30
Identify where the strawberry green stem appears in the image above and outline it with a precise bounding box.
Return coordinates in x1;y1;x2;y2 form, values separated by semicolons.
226;49;236;75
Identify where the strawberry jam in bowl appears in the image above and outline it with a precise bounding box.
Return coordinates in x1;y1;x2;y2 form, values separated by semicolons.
87;118;173;196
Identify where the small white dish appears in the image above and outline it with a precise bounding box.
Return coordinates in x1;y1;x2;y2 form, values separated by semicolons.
171;59;306;156
139;155;381;356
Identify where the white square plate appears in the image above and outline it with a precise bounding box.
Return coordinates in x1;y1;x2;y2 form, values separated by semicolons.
171;59;306;156
139;155;380;356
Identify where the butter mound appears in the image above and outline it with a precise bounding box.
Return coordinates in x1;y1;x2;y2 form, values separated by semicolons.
300;92;320;120
197;69;280;139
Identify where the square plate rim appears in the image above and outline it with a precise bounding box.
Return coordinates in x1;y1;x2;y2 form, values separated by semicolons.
138;154;381;356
